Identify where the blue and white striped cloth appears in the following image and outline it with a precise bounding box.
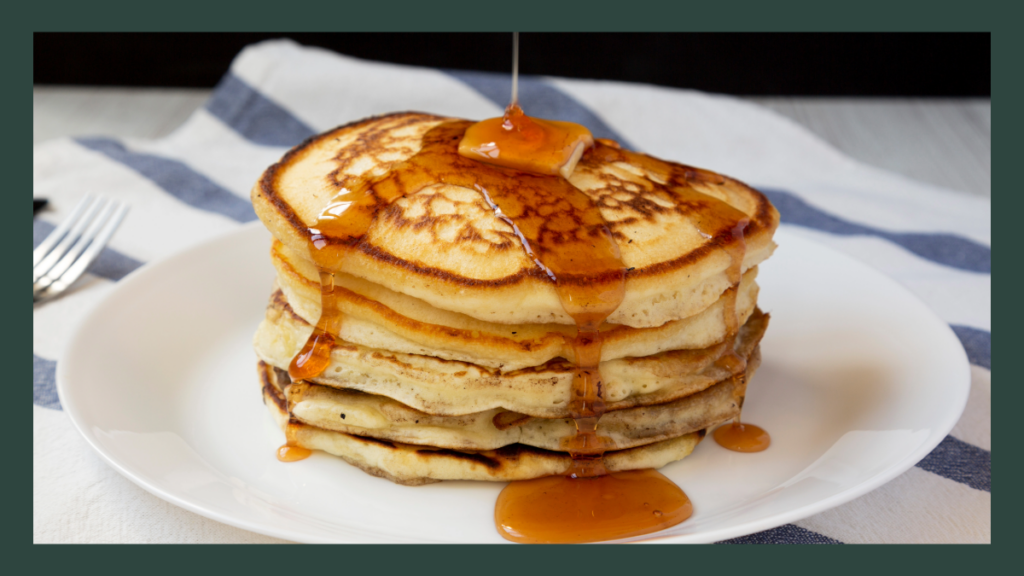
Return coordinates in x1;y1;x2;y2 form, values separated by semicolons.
33;39;990;543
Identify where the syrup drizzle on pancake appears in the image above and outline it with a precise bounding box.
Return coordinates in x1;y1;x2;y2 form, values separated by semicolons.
586;144;772;455
278;379;314;461
288;118;624;382
490;132;763;542
458;37;751;542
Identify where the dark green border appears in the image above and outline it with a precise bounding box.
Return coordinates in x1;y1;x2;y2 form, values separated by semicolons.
18;0;1009;566
13;0;1009;32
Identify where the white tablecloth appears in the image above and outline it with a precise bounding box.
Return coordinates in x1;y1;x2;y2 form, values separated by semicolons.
33;39;990;543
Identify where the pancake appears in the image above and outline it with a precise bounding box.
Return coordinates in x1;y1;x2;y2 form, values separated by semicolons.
271;237;760;371
252;112;779;329
265;342;757;452
254;286;770;418
261;361;707;485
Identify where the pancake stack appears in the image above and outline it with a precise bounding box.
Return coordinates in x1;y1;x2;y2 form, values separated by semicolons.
251;112;779;485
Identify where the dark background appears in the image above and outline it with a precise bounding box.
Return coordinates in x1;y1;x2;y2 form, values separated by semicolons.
34;33;990;97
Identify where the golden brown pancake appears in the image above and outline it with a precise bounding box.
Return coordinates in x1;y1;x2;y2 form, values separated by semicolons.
267;343;757;452
270;237;760;371
251;112;779;329
261;361;709;485
253;286;770;418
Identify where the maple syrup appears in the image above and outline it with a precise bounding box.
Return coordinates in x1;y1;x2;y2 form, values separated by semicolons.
276;444;312;462
495;469;692;543
459;103;594;178
289;271;342;380
713;422;771;453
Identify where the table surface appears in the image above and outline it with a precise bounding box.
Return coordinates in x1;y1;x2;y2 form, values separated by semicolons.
33;87;990;199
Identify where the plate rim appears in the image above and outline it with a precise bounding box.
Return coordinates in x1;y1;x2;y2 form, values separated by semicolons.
55;222;972;544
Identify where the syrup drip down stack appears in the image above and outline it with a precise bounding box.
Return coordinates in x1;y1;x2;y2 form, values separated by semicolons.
251;112;779;485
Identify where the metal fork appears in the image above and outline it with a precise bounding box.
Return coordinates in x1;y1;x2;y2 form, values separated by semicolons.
33;196;129;304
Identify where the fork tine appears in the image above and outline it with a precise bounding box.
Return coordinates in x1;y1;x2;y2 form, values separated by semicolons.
34;200;119;294
33;195;95;267
33;197;107;283
33;202;129;304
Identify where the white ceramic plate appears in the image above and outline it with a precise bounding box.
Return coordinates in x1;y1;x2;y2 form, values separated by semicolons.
57;224;970;543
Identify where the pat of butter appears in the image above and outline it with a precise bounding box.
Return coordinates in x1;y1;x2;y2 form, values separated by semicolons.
459;113;594;179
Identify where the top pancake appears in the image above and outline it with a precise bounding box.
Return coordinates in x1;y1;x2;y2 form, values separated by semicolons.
252;112;779;328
